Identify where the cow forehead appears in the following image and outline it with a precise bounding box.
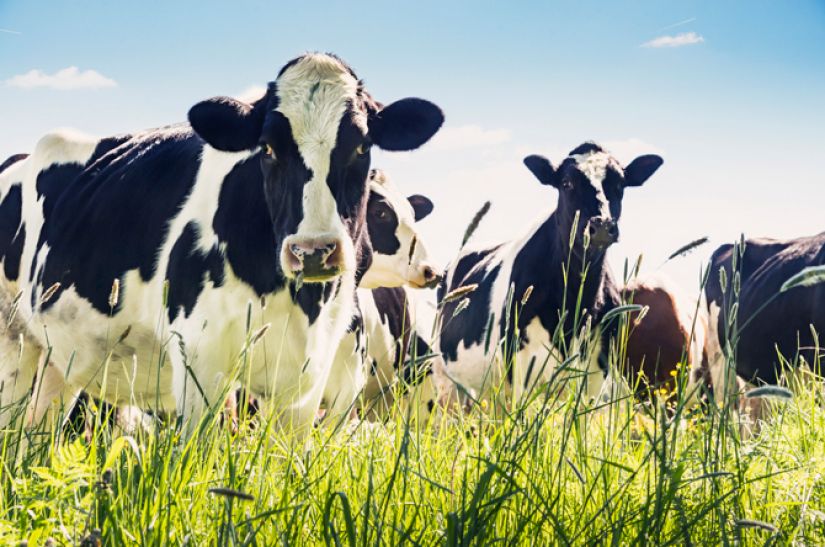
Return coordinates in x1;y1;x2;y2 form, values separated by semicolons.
569;151;618;188
275;55;367;148
369;175;415;223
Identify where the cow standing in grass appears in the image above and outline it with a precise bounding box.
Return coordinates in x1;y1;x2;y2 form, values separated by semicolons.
0;53;444;435
436;143;663;409
620;276;709;403
322;169;439;420
705;233;825;401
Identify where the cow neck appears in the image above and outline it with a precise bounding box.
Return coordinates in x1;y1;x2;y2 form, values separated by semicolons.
533;211;608;314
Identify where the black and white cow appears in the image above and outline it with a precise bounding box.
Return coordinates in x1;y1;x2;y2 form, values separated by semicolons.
705;232;825;396
0;53;443;435
323;169;438;419
359;169;439;290
436;143;663;407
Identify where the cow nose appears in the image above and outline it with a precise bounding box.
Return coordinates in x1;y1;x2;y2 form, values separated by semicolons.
587;218;619;246
283;236;344;281
421;265;442;288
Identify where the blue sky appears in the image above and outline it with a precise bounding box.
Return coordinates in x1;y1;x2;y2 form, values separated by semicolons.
1;1;824;292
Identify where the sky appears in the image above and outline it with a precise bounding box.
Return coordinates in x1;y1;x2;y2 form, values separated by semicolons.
1;1;824;295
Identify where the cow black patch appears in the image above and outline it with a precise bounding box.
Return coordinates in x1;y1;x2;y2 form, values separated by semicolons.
166;222;225;322
213;155;284;296
0;185;24;280
328;116;370;230
289;282;336;325
726;233;825;384
705;238;791;352
366;194;400;255
372;287;412;375
38;128;203;313
439;261;501;362
0;154;28;175
568;142;605;156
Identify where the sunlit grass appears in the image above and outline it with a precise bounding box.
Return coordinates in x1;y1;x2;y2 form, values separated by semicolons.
1;365;824;544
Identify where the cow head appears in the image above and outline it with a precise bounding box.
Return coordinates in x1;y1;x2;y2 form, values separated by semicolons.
523;142;662;251
359;169;440;289
189;53;444;282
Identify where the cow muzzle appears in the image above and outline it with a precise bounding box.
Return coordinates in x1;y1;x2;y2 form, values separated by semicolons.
409;263;442;289
586;218;619;248
282;235;345;282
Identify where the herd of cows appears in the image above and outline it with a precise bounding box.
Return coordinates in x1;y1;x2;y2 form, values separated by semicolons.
0;53;823;438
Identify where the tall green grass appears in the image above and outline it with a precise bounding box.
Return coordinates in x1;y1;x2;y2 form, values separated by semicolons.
1;236;823;544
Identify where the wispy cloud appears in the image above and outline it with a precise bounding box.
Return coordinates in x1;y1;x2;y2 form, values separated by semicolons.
656;17;696;33
642;32;704;49
0;28;21;35
428;124;512;152
5;66;117;90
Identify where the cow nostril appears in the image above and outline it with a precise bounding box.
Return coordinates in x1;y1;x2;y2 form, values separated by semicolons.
322;242;337;256
290;244;306;259
423;266;435;281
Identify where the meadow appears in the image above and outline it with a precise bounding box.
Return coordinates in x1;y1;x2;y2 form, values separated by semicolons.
1;249;824;546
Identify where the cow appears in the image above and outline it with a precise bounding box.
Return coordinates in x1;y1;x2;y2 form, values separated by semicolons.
705;233;825;403
322;169;439;420
619;276;708;404
323;287;438;421
435;142;663;410
359;169;439;289
0;53;444;438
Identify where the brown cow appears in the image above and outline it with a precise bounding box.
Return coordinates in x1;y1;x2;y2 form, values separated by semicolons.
620;276;709;403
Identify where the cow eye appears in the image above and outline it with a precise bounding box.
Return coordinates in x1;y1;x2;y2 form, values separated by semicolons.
356;142;372;156
261;143;275;159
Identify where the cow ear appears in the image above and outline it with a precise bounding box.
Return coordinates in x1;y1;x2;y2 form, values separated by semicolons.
407;195;434;221
523;155;557;187
369;98;444;152
624;155;663;187
189;93;269;152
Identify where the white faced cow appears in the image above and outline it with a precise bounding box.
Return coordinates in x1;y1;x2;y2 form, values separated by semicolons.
0;53;444;436
436;143;663;409
322;169;439;419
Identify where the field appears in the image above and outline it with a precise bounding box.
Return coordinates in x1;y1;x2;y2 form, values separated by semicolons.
1;264;824;546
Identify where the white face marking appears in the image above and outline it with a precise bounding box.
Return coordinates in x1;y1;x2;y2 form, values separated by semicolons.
571;151;616;219
360;170;437;289
275;55;365;275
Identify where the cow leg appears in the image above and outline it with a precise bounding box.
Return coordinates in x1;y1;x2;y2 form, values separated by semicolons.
403;368;445;424
171;349;228;436
0;333;40;431
26;360;75;430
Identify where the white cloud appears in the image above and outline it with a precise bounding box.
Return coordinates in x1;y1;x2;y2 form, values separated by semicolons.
5;66;117;90
0;28;22;35
642;32;704;48
428;124;512;152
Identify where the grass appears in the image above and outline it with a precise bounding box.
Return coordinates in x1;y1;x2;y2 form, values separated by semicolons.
1;240;824;545
2;372;825;545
